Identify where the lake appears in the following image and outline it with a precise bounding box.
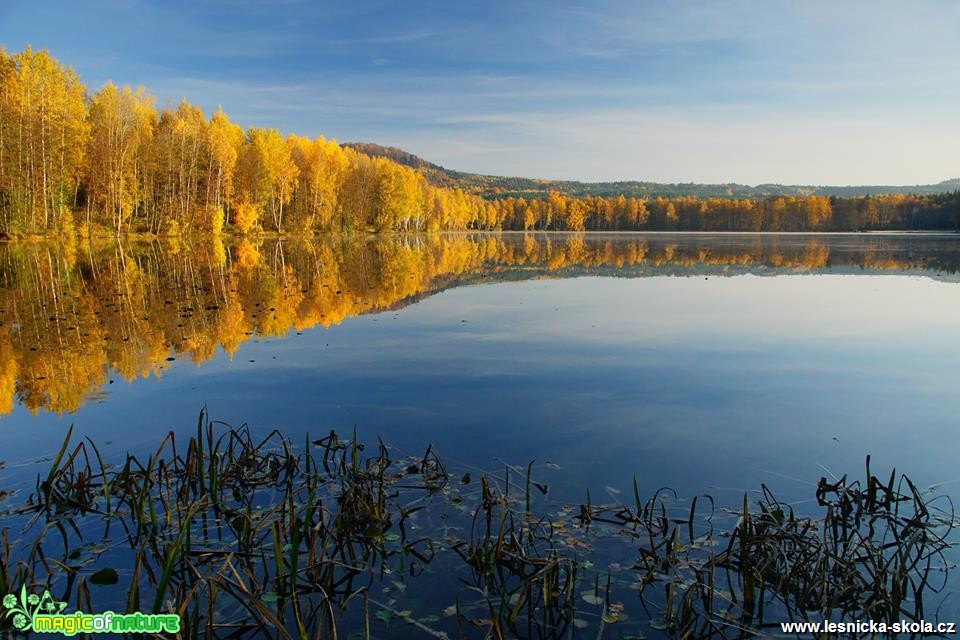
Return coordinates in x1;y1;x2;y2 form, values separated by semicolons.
3;232;960;497
1;231;959;636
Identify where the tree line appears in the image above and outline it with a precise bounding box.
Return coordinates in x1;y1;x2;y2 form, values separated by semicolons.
0;47;485;237
482;191;960;232
1;47;958;237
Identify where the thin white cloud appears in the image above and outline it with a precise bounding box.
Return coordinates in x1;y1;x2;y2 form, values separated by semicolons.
386;107;960;185
8;0;958;184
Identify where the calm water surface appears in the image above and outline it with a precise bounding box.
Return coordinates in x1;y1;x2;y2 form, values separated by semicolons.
1;232;959;504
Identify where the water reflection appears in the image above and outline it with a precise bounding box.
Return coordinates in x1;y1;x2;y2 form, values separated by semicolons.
0;232;958;416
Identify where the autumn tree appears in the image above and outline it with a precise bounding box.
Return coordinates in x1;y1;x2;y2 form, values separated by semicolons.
375;160;424;231
338;150;379;231
565;199;586;231
0;47;88;234
237;127;299;232
288;135;348;232
148;99;210;234
4;47;960;238
84;83;156;234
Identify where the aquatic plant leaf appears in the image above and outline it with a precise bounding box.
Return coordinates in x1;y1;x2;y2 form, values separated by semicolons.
602;611;628;623
89;568;118;585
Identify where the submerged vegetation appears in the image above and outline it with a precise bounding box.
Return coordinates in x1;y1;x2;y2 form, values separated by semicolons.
1;46;959;238
0;411;955;638
1;233;959;416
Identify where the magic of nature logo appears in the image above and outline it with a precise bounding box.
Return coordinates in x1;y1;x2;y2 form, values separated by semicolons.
2;586;180;635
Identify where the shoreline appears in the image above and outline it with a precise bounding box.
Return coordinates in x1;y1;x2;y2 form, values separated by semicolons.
1;228;958;244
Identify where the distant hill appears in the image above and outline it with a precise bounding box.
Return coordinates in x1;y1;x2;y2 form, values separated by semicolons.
343;142;960;200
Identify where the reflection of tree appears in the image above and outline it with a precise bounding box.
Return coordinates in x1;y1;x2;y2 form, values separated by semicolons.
0;327;16;414
0;234;957;415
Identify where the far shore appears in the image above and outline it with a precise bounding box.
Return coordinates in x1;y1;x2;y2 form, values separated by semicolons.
1;228;958;244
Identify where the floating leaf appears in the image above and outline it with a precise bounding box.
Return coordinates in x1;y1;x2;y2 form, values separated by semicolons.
261;592;279;603
581;592;603;606
601;611;628;623
89;568;118;585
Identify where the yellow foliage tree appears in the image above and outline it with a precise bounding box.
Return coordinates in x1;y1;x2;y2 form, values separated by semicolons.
84;83;156;234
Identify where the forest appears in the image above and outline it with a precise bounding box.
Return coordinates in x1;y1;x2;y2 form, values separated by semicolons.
1;46;959;238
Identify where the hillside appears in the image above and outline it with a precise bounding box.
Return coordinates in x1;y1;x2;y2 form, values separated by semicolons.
343;142;960;200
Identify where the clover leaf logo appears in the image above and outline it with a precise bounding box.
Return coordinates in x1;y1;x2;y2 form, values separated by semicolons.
2;586;67;632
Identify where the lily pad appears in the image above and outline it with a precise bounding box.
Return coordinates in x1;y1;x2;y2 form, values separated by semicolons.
89;568;118;585
601;611;628;623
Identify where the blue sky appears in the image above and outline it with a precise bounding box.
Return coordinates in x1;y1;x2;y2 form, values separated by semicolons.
2;0;958;184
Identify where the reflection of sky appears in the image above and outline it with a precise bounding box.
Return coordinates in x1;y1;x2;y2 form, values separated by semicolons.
3;274;960;509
